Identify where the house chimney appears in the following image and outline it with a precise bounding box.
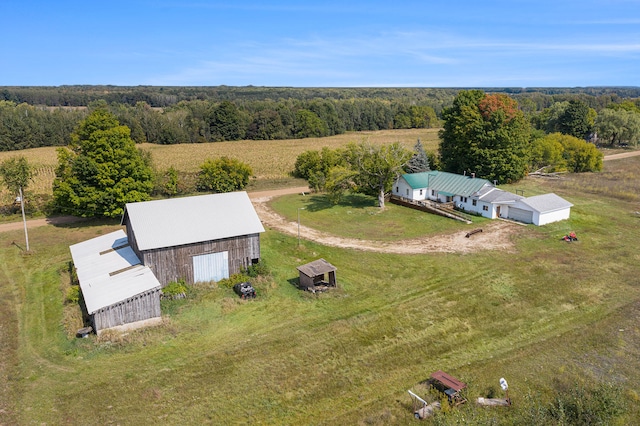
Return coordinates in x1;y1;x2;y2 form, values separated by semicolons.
471;173;475;179
463;171;466;176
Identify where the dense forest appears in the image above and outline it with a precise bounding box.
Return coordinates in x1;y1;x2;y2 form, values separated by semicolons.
0;86;639;151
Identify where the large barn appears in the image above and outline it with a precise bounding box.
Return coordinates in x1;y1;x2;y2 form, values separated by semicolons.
121;191;265;286
69;230;162;335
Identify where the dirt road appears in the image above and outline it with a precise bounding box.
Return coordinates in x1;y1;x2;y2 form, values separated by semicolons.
602;149;640;161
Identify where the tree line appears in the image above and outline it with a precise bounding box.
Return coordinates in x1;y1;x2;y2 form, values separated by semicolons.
3;85;640;108
1;87;640;153
0;98;441;151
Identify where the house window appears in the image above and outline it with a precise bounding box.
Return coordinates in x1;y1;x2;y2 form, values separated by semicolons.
431;190;435;196
483;205;489;211
419;189;423;195
406;188;409;196
396;186;398;193
472;200;477;206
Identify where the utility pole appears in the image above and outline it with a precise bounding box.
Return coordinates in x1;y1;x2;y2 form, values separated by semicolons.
297;207;305;247
19;187;29;252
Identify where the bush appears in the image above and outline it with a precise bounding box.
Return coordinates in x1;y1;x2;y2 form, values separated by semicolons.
217;273;252;289
65;285;80;304
244;260;270;278
162;279;189;299
547;382;625;424
196;157;252;193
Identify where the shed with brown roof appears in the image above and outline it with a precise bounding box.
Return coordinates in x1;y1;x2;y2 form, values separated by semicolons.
296;259;337;292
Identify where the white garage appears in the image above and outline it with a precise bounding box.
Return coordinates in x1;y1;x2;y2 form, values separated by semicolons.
509;193;573;226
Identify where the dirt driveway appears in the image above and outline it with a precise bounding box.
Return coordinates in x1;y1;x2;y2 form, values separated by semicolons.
250;187;518;254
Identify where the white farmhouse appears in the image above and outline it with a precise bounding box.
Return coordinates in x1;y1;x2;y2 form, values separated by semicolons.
392;171;573;226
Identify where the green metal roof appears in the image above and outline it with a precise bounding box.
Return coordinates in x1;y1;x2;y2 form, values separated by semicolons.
401;171;492;197
402;171;438;189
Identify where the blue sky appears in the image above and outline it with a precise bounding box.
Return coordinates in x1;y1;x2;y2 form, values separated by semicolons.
2;1;639;87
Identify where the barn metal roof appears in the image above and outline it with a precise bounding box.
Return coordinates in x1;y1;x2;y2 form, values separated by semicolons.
297;258;337;277
518;193;573;213
401;171;492;197
122;191;265;251
69;230;161;314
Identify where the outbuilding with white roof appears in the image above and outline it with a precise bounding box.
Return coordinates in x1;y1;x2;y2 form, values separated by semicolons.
69;230;162;334
121;191;265;286
508;193;574;226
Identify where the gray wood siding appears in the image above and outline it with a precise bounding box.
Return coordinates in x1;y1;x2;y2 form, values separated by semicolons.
123;216;142;260
92;288;161;333
140;233;261;286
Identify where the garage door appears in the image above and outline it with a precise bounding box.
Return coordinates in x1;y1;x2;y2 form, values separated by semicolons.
508;207;533;224
193;251;229;283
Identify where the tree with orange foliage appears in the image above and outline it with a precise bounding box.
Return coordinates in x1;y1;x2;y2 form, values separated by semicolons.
439;90;531;184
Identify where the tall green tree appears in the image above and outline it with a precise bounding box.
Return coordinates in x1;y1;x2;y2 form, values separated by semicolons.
210;101;248;141
439;90;531;184
294;109;329;138
0;156;33;197
52;108;154;218
346;142;411;208
595;108;640;147
558;100;593;139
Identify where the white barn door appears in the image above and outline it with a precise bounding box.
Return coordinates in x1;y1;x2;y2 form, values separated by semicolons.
193;251;229;283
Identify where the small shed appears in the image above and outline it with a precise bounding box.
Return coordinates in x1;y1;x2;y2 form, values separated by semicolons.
296;258;337;292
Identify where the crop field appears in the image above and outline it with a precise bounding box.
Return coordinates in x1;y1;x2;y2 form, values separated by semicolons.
1;151;639;424
0;128;440;204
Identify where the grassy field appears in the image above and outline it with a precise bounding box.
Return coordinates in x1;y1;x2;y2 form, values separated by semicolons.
1;151;639;424
0;128;440;204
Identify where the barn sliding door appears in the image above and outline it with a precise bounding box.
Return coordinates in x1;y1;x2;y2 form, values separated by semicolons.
193;251;229;283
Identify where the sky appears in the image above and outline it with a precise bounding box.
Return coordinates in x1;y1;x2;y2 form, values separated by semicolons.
1;0;639;87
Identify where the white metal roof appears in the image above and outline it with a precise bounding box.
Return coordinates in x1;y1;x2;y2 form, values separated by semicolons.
478;188;523;204
122;191;265;251
69;230;161;314
518;193;573;213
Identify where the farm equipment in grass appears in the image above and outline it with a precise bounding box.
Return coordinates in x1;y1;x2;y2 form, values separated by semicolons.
233;282;256;299
561;231;578;242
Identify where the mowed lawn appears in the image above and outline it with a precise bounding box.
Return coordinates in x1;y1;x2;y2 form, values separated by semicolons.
1;155;639;424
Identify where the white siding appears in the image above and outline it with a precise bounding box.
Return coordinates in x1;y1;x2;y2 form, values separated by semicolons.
536;209;571;226
392;178;425;200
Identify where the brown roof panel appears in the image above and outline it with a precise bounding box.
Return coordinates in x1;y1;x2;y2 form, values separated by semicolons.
296;258;336;277
430;371;467;391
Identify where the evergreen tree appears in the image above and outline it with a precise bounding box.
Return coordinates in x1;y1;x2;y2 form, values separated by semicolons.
406;138;430;173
